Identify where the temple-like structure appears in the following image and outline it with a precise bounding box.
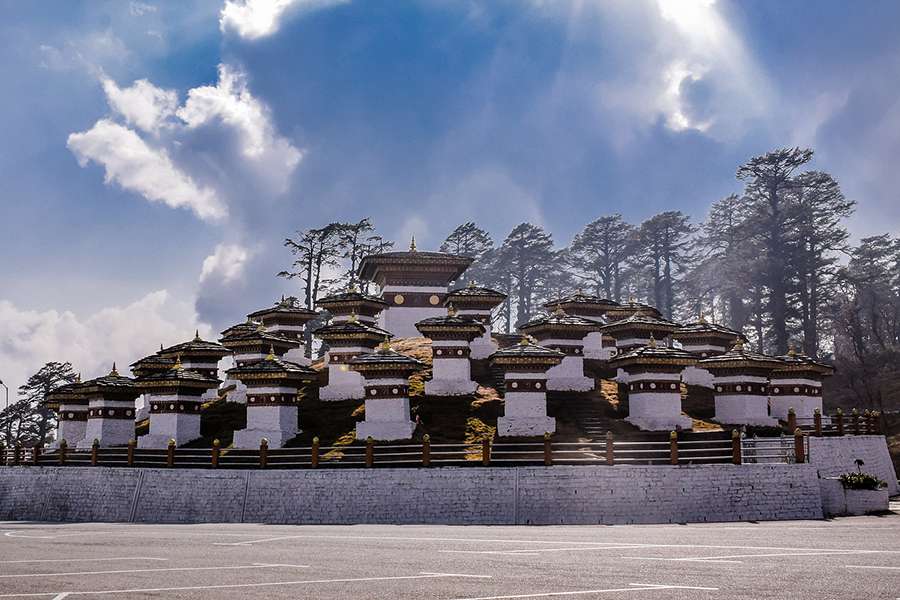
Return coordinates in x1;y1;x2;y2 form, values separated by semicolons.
444;283;507;359
769;347;834;422
609;338;697;431
227;350;318;448
415;305;485;396
246;297;316;365
43;376;86;448
698;341;782;427
316;286;388;326
542;292;617;360
518;307;603;392
490;339;564;437
358;239;472;338
349;342;426;440
314;317;392;401
674;317;743;388
78;365;140;448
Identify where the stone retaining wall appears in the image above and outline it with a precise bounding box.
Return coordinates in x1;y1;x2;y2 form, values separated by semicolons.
0;463;822;525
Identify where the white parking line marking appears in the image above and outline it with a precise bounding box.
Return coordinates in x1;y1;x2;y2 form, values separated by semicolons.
0;558;167;565
845;565;900;571
453;583;718;599
0;571;492;597
621;550;880;564
50;594;69;600
0;563;308;579
442;546;646;556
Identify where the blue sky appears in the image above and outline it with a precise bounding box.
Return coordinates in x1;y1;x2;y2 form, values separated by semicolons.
2;0;899;393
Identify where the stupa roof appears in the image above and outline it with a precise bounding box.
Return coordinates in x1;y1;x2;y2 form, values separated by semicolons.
772;347;835;376
415;307;486;335
220;318;260;340
136;360;220;389
129;353;176;376
159;332;230;359
316;288;388;309
358;239;473;285
313;319;392;339
609;340;698;369
599;313;679;333
605;300;663;320
519;308;606;333
219;325;297;349
446;283;507;301
489;338;565;366
43;380;87;407
697;341;783;371
226;353;318;380
348;344;427;375
79;365;139;395
675;319;743;340
247;297;317;320
542;292;619;310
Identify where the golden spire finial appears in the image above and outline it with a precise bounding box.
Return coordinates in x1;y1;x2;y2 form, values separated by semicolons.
266;345;275;361
553;303;565;316
379;335;392;352
468;279;476;288
348;281;358;293
172;354;183;370
733;338;744;352
648;333;657;349
698;307;707;323
629;295;637;303
160;343;164;352
409;235;417;252
349;310;359;323
109;362;119;376
256;321;266;332
788;343;797;357
194;329;201;341
75;373;81;383
447;303;458;317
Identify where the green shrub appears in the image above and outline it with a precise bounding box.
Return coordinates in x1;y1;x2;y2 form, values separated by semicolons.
839;472;887;490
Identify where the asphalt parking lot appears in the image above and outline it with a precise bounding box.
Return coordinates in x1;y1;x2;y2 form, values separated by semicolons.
1;509;899;599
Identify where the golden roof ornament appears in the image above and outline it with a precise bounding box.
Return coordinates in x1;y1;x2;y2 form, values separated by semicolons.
447;303;458;317
172;354;183;370
468;280;476;288
348;310;359;323
194;329;201;341
788;344;797;357
698;307;707;324
379;335;392;352
109;362;119;376
552;303;565;316
409;235;417;252
648;333;657;349
265;345;275;361
733;338;745;352
75;373;81;383
348;282;358;293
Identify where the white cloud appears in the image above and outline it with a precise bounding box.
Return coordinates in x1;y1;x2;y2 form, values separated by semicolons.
0;291;209;398
67;119;227;221
102;77;178;134
200;243;254;284
177;64;302;191
129;2;157;16
219;0;348;40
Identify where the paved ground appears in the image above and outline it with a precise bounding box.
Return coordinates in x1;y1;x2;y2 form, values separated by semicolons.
1;510;899;599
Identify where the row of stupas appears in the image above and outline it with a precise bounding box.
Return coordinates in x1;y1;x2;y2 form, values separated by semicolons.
43;239;834;447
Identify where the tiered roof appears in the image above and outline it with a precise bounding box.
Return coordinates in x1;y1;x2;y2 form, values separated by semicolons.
358;239;473;286
609;339;698;369
415;306;486;338
129;353;176;378
772;347;835;377
316;288;388;312
604;300;662;321
136;359;220;392
519;307;606;337
445;283;507;308
247;296;317;322
43;379;86;409
226;352;318;383
542;291;619;318
599;313;679;337
159;332;230;360
489;338;565;367
79;364;140;397
348;343;426;376
697;340;783;372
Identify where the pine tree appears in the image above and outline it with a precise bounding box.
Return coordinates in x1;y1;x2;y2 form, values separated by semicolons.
1;362;77;446
566;215;634;301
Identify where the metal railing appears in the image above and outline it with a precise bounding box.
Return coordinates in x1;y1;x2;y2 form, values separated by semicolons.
783;407;882;437
1;431;743;470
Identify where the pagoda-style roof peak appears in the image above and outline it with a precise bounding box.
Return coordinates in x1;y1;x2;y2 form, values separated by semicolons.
675;320;743;339
446;284;507;301
313;320;392;338
348;346;426;371
226;356;317;378
220;326;300;347
247;297;318;320
43;380;88;407
772;348;835;376
542;291;620;309
219;319;259;340
358;248;473;285
315;289;388;308
80;369;137;392
160;336;230;358
137;362;220;387
415;312;486;333
599;313;679;331
519;310;606;332
697;341;783;370
489;339;565;363
609;341;698;368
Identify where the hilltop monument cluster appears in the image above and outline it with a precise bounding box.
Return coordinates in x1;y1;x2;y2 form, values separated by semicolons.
45;239;834;448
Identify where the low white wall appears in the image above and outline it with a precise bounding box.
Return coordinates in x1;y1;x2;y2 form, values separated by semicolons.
0;463;822;525
808;435;898;495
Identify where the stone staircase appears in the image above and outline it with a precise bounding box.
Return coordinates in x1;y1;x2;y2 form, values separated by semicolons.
570;398;617;440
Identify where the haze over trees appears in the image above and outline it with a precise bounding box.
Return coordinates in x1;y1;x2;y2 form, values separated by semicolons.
0;362;76;446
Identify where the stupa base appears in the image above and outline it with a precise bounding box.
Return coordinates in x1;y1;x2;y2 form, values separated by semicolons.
356;420;416;441
497;415;556;437
425;379;478;396
319;383;365;401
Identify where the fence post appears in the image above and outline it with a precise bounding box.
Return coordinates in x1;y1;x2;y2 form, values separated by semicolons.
814;409;822;437
166;439;175;468
259;438;268;469
365;436;374;468
91;439;99;466
543;432;553;466
835;408;844;436
669;431;678;465
732;429;742;465
793;429;805;463
310;437;319;469
852;408;860;435
606;431;614;466
211;439;220;469
786;407;797;433
58;439;67;466
864;410;873;434
0;442;4;466
482;437;491;467
127;439;136;467
422;434;431;467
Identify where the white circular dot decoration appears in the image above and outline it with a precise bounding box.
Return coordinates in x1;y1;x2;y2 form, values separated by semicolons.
168;404;175;410
774;387;780;393
108;409;115;416
126;410;132;416
794;387;800;393
511;382;519;388
392;388;399;394
670;383;677;389
535;382;542;389
436;349;443;355
370;389;377;395
457;349;464;355
67;412;74;419
716;386;723;392
736;385;742;392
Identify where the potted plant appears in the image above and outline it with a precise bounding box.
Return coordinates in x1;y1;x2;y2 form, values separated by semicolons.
837;459;889;515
